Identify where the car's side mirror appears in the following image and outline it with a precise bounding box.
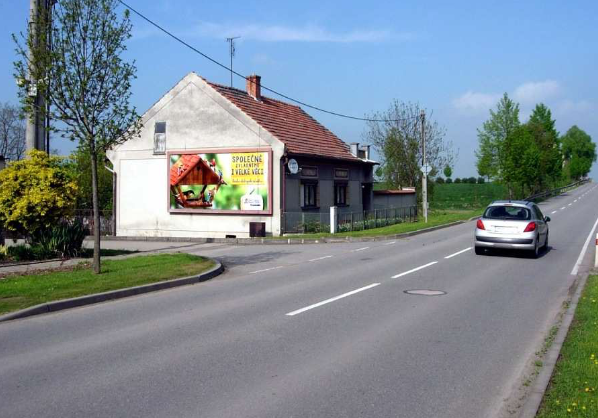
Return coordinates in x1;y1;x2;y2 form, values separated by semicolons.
544;216;551;222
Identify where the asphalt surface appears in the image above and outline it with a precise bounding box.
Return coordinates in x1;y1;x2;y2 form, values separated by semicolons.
1;183;597;418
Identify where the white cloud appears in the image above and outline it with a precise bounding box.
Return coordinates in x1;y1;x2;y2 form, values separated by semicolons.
186;22;411;43
512;80;560;105
555;99;594;115
452;91;501;113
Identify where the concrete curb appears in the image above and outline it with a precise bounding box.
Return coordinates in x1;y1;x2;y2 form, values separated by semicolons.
0;260;224;323
98;220;469;246
518;270;591;418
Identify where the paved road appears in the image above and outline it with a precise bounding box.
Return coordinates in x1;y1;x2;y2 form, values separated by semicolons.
1;184;597;418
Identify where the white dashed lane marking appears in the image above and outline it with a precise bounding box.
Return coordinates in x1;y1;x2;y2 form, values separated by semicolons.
444;247;472;259
309;255;333;262
286;283;381;316
392;261;438;279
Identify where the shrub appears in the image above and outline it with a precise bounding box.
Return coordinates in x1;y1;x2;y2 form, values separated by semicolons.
7;244;36;261
0;150;78;237
30;220;86;258
436;177;445;184
446;178;453;184
0;245;7;261
477;177;486;184
454;178;462;183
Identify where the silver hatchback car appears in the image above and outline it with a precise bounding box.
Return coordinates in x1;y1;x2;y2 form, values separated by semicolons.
474;200;550;258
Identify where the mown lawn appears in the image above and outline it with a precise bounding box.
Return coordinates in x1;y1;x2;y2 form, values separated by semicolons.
536;275;598;417
0;253;215;315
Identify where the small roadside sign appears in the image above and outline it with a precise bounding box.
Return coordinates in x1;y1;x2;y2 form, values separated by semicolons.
420;165;431;174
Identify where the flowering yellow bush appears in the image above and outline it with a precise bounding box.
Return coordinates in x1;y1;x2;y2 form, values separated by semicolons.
0;150;78;235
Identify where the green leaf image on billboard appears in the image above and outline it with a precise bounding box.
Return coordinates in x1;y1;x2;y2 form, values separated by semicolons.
169;151;270;212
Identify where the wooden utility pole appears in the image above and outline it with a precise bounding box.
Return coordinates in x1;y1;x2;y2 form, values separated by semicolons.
421;110;428;223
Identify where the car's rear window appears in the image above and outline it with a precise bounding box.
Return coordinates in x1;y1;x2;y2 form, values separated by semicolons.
483;205;531;220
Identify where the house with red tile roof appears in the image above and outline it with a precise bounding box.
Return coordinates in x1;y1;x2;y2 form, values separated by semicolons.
107;72;378;238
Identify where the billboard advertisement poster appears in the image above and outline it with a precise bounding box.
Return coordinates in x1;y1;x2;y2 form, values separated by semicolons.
169;150;270;213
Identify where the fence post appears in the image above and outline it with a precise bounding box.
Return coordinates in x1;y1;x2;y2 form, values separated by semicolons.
351;212;354;232
330;206;337;234
301;212;305;233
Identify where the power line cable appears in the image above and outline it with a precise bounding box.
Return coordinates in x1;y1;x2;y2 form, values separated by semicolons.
115;0;419;123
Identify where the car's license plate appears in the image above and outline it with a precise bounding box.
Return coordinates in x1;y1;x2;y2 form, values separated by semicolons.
495;226;517;233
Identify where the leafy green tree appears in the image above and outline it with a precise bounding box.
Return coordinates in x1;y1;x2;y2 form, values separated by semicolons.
0;150;78;236
527;104;562;189
14;0;142;273
475;93;520;197
71;146;113;212
503;125;541;198
561;126;596;180
443;165;452;179
364;101;455;203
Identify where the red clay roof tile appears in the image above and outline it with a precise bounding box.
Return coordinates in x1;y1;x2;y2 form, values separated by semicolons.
205;80;361;162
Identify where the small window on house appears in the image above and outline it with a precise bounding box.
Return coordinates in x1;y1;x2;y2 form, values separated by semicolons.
154;122;166;154
334;183;348;206
300;182;318;208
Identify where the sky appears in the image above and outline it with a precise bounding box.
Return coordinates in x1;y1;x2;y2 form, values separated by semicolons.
0;0;596;179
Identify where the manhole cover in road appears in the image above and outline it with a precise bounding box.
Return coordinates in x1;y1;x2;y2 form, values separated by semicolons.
404;290;447;296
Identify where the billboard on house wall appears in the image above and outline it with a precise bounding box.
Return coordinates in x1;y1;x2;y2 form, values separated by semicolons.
168;149;272;215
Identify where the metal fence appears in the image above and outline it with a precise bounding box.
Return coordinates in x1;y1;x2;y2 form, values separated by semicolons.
283;212;331;234
73;210;114;236
282;206;418;234
524;179;590;202
336;206;417;233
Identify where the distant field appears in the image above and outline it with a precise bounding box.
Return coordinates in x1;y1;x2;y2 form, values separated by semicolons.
430;183;507;210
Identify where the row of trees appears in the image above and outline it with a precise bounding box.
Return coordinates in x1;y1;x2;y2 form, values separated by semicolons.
476;94;595;199
0;102;26;161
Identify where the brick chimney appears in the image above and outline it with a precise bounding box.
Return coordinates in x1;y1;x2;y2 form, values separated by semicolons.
246;74;261;101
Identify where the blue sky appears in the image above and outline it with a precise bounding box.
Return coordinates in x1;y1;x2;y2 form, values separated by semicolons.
1;0;596;178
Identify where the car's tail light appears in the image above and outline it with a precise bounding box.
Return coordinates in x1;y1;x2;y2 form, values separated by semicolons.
476;219;485;230
523;222;537;232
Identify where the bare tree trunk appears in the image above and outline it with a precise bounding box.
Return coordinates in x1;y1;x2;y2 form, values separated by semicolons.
90;142;101;274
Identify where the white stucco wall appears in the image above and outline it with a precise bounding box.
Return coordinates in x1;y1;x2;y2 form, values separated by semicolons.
107;72;285;238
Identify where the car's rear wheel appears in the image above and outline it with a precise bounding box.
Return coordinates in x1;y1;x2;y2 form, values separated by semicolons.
531;237;540;259
475;246;484;255
542;232;549;251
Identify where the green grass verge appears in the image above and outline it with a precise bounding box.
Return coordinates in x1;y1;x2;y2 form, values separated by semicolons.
536;275;598;417
278;209;480;240
0;253;215;315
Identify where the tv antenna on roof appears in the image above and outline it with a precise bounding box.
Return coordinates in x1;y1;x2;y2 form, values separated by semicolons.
226;36;240;87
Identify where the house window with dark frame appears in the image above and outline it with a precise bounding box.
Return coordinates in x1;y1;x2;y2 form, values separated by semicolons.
300;182;318;208
154;122;166;154
334;183;348;206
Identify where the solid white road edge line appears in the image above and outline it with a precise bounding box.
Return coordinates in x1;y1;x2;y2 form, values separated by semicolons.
352;247;370;252
571;216;598;275
445;247;472;259
392;261;438;279
309;255;333;262
250;266;284;274
286;283;381;316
